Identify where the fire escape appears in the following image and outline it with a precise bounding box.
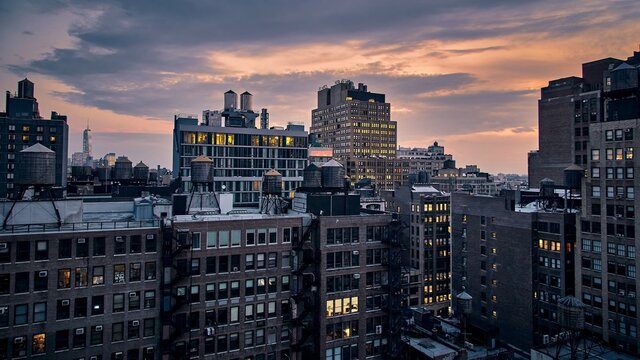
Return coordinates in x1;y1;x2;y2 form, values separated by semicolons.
290;217;320;360
161;224;195;360
384;219;410;359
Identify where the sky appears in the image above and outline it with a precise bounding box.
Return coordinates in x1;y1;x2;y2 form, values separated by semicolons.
1;0;639;174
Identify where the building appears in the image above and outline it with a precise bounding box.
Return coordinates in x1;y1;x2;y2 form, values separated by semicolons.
0;79;68;198
382;185;451;314
451;188;578;352
0;197;164;360
397;142;454;179
311;80;400;188
172;110;309;206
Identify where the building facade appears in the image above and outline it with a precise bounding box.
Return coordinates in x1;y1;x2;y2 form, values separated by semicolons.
310;80;401;189
0;79;68;198
172;116;308;206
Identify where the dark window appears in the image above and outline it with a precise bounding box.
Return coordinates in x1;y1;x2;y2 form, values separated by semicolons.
128;320;140;339
15;272;29;293
16;241;30;262
91;325;103;345
112;322;124;342
0;274;8;294
145;235;156;252
206;257;216;274
93;237;106;256
145;262;156;280
58;238;72;259
57;299;70;319
114;236;126;254
34;270;48;291
0;243;9;263
75;297;87;317
130;235;141;253
92;295;104;315
55;330;69;350
35;240;48;260
76;238;88;257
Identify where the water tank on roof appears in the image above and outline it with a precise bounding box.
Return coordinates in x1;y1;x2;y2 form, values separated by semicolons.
114;156;132;180
321;159;346;188
558;296;585;330
611;62;638;91
16;143;56;186
262;169;283;195
564;165;583;190
302;164;322;188
240;91;253;112
133;161;149;181
190;155;214;184
456;291;473;315
540;178;555;198
224;90;237;110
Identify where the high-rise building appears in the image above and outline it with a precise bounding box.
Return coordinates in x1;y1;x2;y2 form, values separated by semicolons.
451;189;577;351
0;79;68;198
311;80;399;188
576;50;640;354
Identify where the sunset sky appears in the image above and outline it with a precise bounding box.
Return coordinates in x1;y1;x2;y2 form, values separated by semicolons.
1;0;639;174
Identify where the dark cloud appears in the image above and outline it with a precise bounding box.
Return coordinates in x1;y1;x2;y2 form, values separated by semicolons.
22;31;34;35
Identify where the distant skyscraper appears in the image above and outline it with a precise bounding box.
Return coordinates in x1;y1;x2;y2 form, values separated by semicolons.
83;122;92;156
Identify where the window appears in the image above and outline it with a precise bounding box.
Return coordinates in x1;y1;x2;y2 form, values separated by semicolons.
206;231;217;248
145;262;156;280
33;302;46;322
231;230;241;247
130;235;141;253
56;299;70;320
616;148;623;160
55;330;69;350
591;149;600;161
93;237;105;256
144;290;155;308
112;322;124;342
218;231;229;247
245;254;254;270
144;318;155;337
14;304;28;325
591;167;600;178
591;186;601;197
92;266;105;285
15;272;29;293
606;148;614;160
90;325;103;345
76;238;88;257
626;147;634;160
246;229;255;246
59;268;71;288
35;240;48;260
606;130;613;141
114;236;126;254
73;298;87;317
130;263;142;281
128;320;140;339
129;291;141;310
58;238;72;259
16;241;30;262
75;267;89;287
191;233;201;250
113;294;125;312
34;270;48;291
627;167;634;179
114;264;125;284
92;295;104;315
269;228;277;244
145;234;157;252
32;333;46;354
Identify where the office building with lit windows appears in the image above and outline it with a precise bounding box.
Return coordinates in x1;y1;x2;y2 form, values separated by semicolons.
311;80;401;189
172;115;308;206
0;79;68;199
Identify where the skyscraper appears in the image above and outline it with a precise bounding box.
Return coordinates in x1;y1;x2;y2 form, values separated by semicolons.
311;80;401;188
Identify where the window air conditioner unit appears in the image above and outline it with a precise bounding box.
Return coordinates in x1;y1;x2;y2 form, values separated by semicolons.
0;307;6;315
353;274;360;279
0;243;7;251
90;356;99;360
62;299;70;306
352;250;359;255
233;267;239;272
206;327;215;336
39;271;48;277
115;236;123;242
130;292;138;298
95;325;103;331
146;234;155;240
14;337;24;344
114;352;123;360
543;334;550;344
78;238;86;244
132;320;140;326
145;347;154;354
375;325;383;334
76;328;85;335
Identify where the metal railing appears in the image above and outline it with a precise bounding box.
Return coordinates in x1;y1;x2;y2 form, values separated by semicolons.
1;219;161;234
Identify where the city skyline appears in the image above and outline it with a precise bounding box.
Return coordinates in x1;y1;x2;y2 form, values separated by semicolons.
1;1;639;173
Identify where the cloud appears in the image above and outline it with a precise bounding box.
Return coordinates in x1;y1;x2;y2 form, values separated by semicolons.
22;30;34;35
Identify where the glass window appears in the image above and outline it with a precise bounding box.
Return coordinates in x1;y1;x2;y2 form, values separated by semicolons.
58;268;71;288
206;231;217;248
591;149;600;161
14;304;28;324
75;267;88;287
231;230;241;247
92;266;104;285
35;240;48;260
91;295;104;315
218;231;229;247
113;294;125;312
114;264;125;284
93;237;105;256
145;262;156;280
32;333;46;354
